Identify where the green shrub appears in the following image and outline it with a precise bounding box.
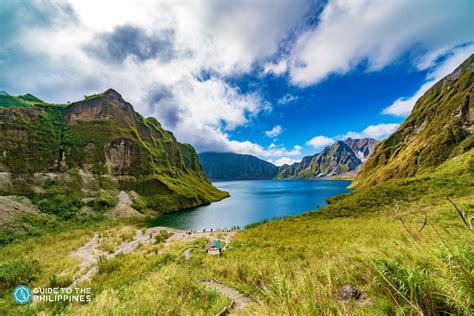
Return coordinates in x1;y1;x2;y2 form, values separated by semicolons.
155;230;173;244
98;255;123;274
48;274;72;288
93;191;118;212
38;194;83;220
131;197;147;212
0;258;41;291
120;229;136;242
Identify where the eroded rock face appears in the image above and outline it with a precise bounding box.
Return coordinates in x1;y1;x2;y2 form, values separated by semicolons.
66;98;112;123
65;89;136;126
105;138;140;175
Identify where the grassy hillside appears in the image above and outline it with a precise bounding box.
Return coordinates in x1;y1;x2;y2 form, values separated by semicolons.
0;93;46;108
352;54;473;188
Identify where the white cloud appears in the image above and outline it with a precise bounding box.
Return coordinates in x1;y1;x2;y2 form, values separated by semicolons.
306;136;334;149
1;0;311;156
264;125;283;138
263;60;287;75
383;45;474;116
277;94;298;105
288;0;474;86
343;123;400;140
272;157;300;166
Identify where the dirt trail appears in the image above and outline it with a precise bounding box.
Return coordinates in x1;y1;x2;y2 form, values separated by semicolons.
183;248;192;262
70;227;251;312
71;226;166;286
204;280;253;313
71;227;236;285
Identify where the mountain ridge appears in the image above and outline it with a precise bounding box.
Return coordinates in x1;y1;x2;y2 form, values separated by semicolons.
199;152;279;180
277;138;378;179
352;54;474;188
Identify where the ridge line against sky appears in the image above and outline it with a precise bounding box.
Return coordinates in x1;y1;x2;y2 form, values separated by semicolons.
1;0;473;166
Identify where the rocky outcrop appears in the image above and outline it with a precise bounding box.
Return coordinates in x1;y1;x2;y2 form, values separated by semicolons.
105;138;140;175
345;138;378;162
0;89;228;218
0;196;40;223
337;284;373;306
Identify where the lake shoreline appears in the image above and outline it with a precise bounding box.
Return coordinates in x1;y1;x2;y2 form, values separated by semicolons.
148;179;351;231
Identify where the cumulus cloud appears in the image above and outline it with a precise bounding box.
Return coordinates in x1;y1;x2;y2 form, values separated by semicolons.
342;123;400;140
264;125;283;138
277;94;298;105
383;45;474;116
288;0;474;86
263;60;287;75
85;26;177;64
0;0;310;158
271;157;300;166
306;136;334;149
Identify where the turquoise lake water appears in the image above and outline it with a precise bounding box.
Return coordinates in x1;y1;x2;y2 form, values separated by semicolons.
149;180;351;230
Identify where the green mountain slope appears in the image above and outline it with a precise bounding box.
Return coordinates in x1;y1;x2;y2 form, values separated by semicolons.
352;54;474;188
198;152;279;180
0;89;227;217
277;138;377;179
0;92;46;107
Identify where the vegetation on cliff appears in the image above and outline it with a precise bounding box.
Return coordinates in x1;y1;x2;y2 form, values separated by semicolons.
352;54;473;188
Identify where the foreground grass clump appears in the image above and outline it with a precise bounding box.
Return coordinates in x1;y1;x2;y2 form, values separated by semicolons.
0;258;41;291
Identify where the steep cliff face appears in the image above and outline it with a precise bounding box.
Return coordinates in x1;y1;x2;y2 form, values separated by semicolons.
199;152;279;180
277;138;378;179
352;55;474;188
0;89;227;215
345;138;378;162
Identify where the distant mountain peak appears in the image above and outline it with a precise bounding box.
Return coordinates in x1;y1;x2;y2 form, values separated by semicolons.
277;137;378;179
104;88;124;101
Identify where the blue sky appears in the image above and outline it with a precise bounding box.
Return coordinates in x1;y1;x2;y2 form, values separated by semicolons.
1;0;473;165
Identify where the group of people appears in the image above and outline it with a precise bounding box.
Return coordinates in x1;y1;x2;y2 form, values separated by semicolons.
183;227;241;235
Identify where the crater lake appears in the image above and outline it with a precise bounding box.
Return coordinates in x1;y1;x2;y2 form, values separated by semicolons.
149;180;351;230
